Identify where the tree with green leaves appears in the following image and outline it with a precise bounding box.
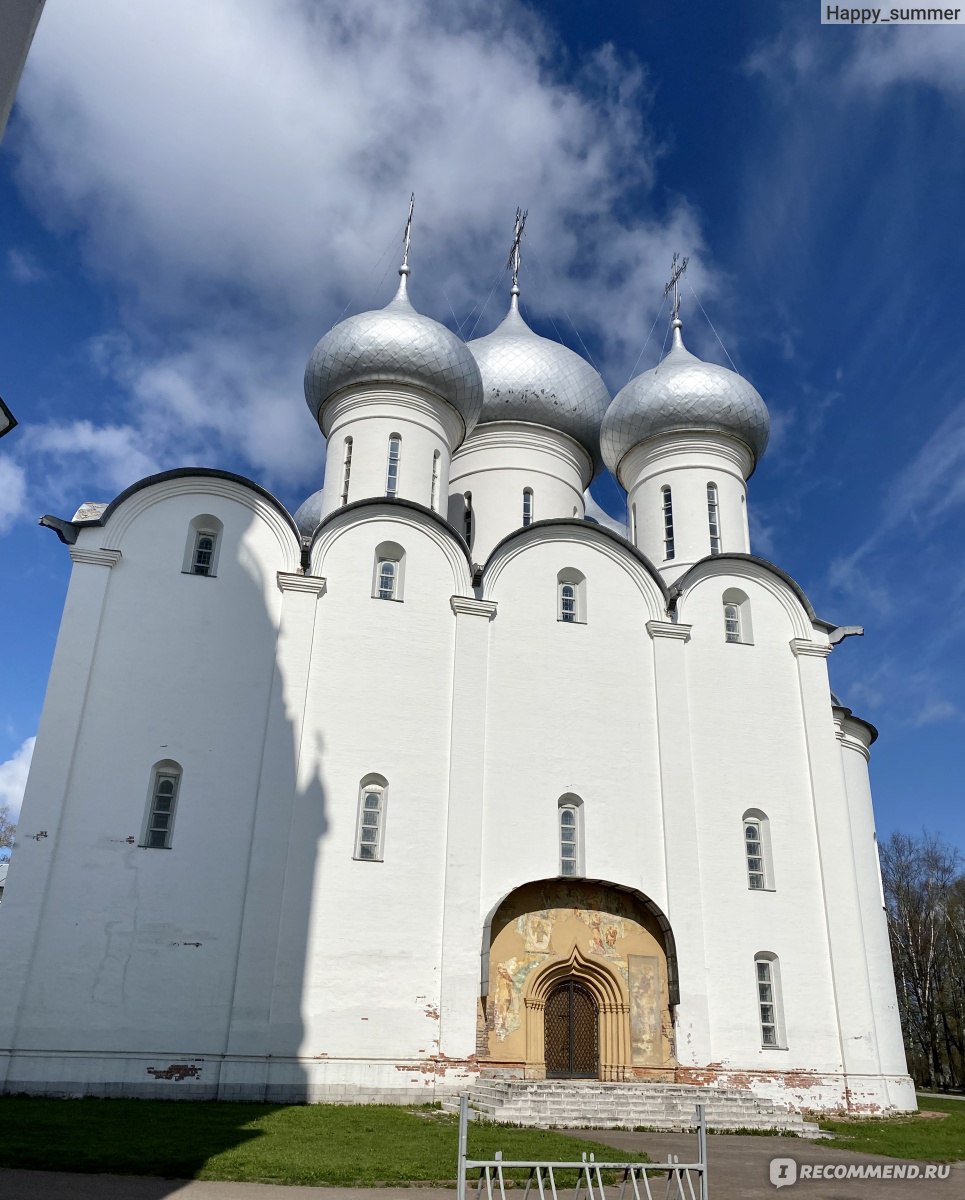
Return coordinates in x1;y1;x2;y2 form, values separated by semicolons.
0;802;15;860
881;830;965;1090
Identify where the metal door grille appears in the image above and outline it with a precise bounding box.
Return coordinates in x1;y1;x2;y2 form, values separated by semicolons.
545;981;598;1078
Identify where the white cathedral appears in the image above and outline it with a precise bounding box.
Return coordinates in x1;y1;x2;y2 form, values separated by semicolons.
0;234;914;1117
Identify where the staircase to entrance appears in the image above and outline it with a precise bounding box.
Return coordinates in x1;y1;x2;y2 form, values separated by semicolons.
444;1079;821;1134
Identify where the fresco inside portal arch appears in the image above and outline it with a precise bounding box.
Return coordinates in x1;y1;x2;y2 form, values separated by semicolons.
485;880;674;1069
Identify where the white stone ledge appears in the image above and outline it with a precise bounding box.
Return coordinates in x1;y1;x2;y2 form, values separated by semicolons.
68;547;122;568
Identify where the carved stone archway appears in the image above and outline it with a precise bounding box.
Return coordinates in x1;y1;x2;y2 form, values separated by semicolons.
524;946;631;1081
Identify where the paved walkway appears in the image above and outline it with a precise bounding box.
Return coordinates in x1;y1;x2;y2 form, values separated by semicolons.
570;1129;965;1198
1;1131;963;1199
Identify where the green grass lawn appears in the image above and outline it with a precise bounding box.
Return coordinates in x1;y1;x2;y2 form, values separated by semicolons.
0;1097;642;1186
819;1096;965;1163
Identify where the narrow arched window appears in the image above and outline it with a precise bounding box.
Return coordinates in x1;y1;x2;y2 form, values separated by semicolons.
430;450;440;511
193;532;215;576
662;486;675;560
376;559;396;600
560;583;576;622
559;796;584;876
355;776;387;861
630;502;637;546
385;434;401;498
182;514;224;577
372;540;405;601
707;483;721;554
340;437;353;506
463;492;473;547
723;589;753;645
754;953;785;1047
557;568;586;624
743;809;773;890
143;761;182;849
522;488;534;527
745;819;765;888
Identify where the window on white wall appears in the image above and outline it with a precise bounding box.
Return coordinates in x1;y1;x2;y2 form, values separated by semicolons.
754;953;786;1047
355;775;388;861
340;437;354;506
463;492;473;548
630;502;637;545
559;796;584;876
722;589;753;645
557;568;587;624
372;541;406;601
142;761;182;849
662;486;675;560
385;434;401;498
707;482;721;554
192;531;216;575
560;582;576;622
181;515;223;577
522;488;534;526
430;451;441;511
743;810;774;890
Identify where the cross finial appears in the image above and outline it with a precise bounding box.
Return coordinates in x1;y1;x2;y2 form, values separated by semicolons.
663;252;690;322
400;193;415;275
507;207;528;298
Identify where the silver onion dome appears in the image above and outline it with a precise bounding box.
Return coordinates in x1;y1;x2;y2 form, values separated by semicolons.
467;296;611;458
293;487;324;538
601;319;770;478
304;271;484;436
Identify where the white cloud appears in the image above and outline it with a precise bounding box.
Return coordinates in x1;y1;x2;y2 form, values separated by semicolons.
5;0;716;512
745;21;965;99
848;28;965;93
0;457;28;532
23;420;158;498
0;737;35;823
584;490;627;537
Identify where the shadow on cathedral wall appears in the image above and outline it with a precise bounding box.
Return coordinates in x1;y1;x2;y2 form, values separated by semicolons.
1;490;332;1190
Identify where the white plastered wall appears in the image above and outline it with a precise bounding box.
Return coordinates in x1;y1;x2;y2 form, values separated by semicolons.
318;386;464;519
836;712;916;1110
263;508;474;1097
0;479;301;1096
622;433;752;584
478;528;669;962
449;423;592;562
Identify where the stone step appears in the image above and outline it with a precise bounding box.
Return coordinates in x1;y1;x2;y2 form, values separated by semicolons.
459;1080;820;1136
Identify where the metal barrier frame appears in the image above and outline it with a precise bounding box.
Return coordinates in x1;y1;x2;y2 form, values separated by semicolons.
457;1095;709;1200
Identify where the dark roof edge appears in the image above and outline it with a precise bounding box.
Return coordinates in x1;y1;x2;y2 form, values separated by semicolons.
310;495;472;565
669;552;835;627
481;517;670;603
0;396;17;437
44;468;302;540
39;515;79;545
832;704;879;746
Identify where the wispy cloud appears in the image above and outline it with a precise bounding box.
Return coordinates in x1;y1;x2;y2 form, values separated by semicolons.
2;0;719;525
0;736;35;823
7;247;46;283
0;457;28;533
847;28;965;94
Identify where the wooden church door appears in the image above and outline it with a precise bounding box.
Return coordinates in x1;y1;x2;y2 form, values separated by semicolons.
544;980;599;1078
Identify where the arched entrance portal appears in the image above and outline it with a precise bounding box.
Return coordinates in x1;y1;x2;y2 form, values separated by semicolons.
544;980;598;1078
482;879;677;1081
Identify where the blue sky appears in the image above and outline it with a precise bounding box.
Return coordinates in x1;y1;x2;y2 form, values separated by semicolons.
1;1;963;850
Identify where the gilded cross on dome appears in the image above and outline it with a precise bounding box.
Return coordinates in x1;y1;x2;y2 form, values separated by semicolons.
663;252;690;321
